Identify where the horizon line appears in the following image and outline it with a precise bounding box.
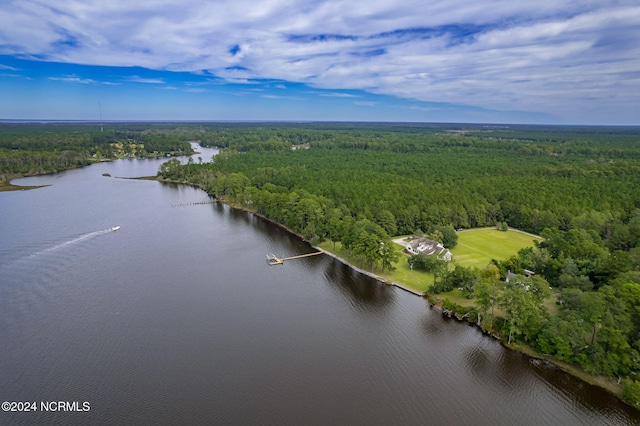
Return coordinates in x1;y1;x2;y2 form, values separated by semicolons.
1;119;639;128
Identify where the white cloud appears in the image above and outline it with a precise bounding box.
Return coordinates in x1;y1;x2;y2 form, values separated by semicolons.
48;75;120;85
123;75;165;84
317;92;359;98
262;94;300;100
49;76;97;84
1;1;639;122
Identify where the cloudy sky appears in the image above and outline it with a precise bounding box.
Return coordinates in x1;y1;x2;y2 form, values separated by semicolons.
1;1;639;124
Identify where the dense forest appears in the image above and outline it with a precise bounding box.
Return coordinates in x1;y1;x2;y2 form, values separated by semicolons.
3;122;639;407
0;122;193;180
156;123;640;407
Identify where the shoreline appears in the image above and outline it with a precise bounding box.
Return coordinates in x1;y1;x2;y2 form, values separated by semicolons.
6;166;633;407
200;194;630;407
312;246;424;296
0;170;73;192
115;176;633;408
318;239;627;401
3;141;635;409
0;180;50;191
0;149;194;192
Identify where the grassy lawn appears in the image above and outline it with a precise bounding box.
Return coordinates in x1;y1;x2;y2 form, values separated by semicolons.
381;254;434;293
318;228;543;296
452;228;541;268
434;289;476;307
317;240;434;293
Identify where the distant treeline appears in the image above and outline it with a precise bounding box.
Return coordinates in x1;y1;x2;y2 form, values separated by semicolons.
0;122;194;175
161;124;640;267
180;125;640;236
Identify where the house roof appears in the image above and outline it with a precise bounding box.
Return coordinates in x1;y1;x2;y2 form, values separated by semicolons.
407;237;450;257
506;269;535;283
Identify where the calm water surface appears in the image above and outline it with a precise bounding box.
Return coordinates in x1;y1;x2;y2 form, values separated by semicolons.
1;145;638;425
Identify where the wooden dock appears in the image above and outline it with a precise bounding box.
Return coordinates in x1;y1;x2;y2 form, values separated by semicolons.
171;200;216;208
267;251;323;265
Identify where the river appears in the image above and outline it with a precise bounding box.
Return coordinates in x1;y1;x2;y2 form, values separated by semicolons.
1;145;638;425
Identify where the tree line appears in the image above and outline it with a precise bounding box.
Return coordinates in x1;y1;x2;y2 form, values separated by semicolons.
0;123;193;176
159;123;640;407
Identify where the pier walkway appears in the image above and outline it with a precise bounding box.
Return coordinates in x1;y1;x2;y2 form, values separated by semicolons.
267;251;323;265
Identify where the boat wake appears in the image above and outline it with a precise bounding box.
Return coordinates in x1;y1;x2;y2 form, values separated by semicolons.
41;227;119;254
1;227;120;269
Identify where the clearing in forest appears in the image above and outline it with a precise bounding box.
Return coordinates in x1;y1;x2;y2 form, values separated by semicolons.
451;228;541;269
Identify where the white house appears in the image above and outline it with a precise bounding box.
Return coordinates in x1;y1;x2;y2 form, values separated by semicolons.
405;236;452;261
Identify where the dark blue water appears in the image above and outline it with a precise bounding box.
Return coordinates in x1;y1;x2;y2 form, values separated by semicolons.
1;145;638;425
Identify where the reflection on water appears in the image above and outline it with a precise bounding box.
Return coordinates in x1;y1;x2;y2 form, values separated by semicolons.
1;150;639;425
323;260;394;312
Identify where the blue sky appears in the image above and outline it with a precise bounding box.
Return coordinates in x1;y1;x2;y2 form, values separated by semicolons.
1;1;639;124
